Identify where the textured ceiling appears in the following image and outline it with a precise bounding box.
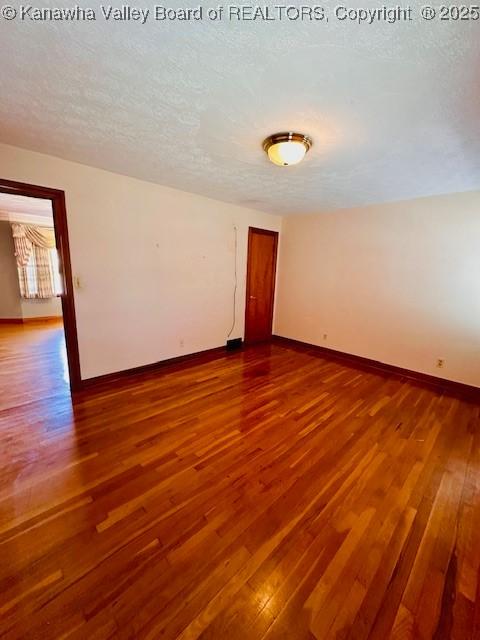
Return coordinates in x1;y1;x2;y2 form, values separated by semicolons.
1;1;480;215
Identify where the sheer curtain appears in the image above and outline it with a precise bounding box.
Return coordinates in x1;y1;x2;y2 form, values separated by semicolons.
11;223;62;299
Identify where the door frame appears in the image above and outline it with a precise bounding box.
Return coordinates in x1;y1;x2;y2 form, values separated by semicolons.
0;178;81;392
244;226;279;344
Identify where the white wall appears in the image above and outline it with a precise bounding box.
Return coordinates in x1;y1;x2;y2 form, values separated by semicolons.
275;193;480;388
21;297;63;319
0;143;281;379
4;141;476;388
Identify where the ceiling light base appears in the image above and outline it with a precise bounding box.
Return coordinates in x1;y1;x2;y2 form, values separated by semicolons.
263;132;312;167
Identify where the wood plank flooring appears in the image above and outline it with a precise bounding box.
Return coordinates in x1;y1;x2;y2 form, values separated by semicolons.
0;322;479;639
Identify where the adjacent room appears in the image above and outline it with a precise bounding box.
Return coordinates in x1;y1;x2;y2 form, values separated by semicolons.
0;193;68;408
0;7;479;640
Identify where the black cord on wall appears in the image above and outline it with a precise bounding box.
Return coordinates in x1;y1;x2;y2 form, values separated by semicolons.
227;225;238;338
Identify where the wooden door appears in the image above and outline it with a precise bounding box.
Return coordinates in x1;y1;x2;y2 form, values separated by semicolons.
244;227;279;344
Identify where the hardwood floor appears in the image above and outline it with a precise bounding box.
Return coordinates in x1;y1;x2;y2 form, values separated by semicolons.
0;319;69;411
0;323;479;639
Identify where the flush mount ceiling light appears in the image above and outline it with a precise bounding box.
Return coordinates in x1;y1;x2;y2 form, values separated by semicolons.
262;132;313;167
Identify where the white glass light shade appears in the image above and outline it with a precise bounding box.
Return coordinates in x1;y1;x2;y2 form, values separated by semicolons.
263;133;312;167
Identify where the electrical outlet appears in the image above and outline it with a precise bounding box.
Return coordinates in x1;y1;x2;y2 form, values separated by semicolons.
436;358;445;369
323;333;328;340
179;339;184;348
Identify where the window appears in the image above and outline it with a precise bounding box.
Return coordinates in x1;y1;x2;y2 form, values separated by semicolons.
49;248;63;296
12;223;63;299
18;247;62;298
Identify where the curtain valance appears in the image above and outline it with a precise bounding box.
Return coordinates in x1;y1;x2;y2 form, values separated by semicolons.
11;223;56;267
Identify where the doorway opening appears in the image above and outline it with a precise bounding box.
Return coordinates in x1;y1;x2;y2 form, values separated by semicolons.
0;180;80;396
244;227;279;344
